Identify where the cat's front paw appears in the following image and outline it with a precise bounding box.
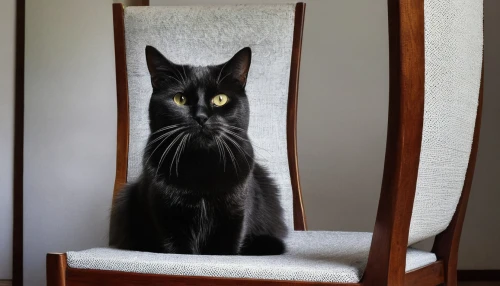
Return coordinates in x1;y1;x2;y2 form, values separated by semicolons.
239;235;286;256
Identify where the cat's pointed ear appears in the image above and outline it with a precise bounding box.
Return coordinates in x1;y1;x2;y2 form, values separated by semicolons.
220;47;251;87
145;46;177;88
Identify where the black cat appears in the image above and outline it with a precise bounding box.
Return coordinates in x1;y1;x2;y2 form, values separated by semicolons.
109;46;287;255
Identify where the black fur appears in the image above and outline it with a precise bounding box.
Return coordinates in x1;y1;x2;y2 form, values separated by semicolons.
109;46;287;255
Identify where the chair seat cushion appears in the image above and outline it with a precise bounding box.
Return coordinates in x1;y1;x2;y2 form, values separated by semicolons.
66;231;436;283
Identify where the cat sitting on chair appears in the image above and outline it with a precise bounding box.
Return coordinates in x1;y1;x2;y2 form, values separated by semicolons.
109;46;287;255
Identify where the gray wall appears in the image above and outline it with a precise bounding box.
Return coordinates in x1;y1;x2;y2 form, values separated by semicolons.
23;0;499;284
459;0;500;269
0;0;16;280
297;0;387;232
24;1;117;285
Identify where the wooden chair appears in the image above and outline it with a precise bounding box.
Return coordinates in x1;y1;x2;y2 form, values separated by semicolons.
47;0;484;285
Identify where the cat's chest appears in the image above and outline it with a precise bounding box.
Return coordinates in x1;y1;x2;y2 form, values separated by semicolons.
163;151;252;189
188;199;212;252
159;175;250;202
164;197;243;253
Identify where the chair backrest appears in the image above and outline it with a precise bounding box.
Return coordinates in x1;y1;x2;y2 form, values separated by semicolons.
111;3;306;230
364;0;483;284
409;0;484;245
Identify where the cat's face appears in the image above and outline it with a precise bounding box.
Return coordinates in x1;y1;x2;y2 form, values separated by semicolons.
145;46;251;151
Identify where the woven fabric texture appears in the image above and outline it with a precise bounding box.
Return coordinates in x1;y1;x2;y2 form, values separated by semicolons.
409;0;483;245
124;4;296;228
67;231;436;283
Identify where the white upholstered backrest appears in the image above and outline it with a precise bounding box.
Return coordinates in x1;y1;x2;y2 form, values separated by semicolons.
408;0;483;245
124;5;296;228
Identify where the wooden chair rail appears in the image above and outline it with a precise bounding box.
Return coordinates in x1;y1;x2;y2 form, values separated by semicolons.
47;253;446;286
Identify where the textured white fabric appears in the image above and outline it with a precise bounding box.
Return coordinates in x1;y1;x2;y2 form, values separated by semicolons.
67;231;436;283
124;5;296;228
409;0;483;245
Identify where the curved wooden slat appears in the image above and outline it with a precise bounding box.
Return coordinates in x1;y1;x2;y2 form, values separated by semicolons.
288;2;307;231
112;3;130;202
362;0;425;285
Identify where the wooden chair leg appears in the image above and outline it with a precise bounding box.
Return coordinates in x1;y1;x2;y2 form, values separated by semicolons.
443;261;458;286
47;253;67;286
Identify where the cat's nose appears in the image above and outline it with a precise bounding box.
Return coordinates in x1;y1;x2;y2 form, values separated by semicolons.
195;114;208;126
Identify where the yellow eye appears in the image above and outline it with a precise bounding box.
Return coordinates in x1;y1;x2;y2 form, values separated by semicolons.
212;94;228;107
173;93;187;105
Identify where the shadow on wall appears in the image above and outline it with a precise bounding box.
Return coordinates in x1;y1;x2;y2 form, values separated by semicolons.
458;0;500;270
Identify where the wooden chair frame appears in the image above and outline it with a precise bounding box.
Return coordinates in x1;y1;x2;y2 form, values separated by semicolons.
47;1;484;285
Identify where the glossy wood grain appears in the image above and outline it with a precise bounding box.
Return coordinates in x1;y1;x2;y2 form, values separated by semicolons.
65;267;355;286
111;3;130;203
47;252;447;286
362;0;425;285
47;253;67;286
13;0;25;285
288;3;307;231
404;261;445;286
432;66;485;286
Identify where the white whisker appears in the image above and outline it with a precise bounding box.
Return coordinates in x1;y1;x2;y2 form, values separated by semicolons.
176;134;191;176
150;123;183;136
156;132;185;177
170;133;189;177
147;127;184;148
219;137;239;175
215;137;227;172
222;128;271;155
145;127;186;165
221;129;251;142
221;133;252;169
